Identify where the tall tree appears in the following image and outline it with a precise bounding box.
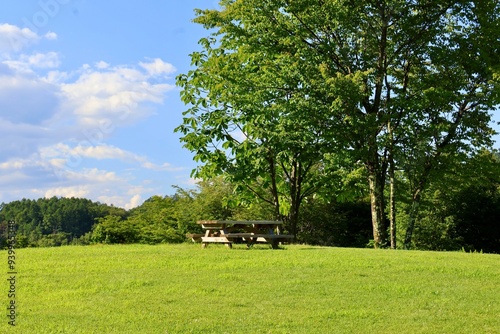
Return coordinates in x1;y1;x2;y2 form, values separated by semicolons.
178;0;500;247
176;11;338;235
396;0;500;248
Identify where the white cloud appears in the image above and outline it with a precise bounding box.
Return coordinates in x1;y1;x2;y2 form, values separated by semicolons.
0;151;151;208
73;145;130;160
125;194;142;210
0;147;181;208
187;177;201;186
41;143;131;161
95;61;109;69
45;70;70;83
59;62;175;128
45;186;90;199
141;161;183;172
39;143;183;173
42;171;152;209
139;58;176;76
0;24;184;208
96;193;144;210
0;24;55;54
65;168;122;183
0;24;39;53
4;52;61;72
0;160;30;170
27;52;60;68
45;31;57;40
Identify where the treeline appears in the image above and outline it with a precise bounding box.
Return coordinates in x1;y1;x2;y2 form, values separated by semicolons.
0;179;371;248
1;169;499;252
0;197;125;248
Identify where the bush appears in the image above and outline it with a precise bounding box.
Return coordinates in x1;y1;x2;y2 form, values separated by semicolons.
297;199;372;247
36;233;70;247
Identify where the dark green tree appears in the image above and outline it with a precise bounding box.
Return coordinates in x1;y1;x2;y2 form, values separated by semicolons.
0;197;128;247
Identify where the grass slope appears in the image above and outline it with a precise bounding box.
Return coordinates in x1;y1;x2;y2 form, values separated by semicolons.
2;244;499;333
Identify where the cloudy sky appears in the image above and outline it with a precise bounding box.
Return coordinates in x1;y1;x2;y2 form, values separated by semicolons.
0;0;220;208
0;1;499;209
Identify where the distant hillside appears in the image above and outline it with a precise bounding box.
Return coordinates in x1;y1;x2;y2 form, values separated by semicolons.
0;197;127;247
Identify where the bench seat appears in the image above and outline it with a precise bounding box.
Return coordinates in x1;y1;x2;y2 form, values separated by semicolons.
201;236;233;248
223;233;294;240
186;233;204;242
201;224;225;230
201;236;232;243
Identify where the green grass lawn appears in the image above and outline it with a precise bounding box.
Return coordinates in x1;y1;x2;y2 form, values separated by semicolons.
2;243;499;333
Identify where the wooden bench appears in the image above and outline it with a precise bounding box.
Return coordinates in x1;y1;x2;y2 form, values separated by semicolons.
200;223;225;230
200;236;233;248
223;233;294;239
196;220;294;249
223;233;294;248
186;233;204;243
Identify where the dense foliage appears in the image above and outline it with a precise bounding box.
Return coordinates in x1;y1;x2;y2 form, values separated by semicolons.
1;166;499;252
0;197;126;248
176;0;500;249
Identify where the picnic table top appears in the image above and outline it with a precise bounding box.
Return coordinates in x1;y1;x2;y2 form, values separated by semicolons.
196;220;283;226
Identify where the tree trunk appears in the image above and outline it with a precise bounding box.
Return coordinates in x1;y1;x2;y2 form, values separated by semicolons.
267;153;281;220
388;122;397;249
403;104;466;249
287;159;303;237
367;167;387;248
404;190;421;250
288;199;300;237
389;166;396;249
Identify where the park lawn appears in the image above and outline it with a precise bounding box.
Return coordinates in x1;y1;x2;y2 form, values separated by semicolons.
1;243;499;333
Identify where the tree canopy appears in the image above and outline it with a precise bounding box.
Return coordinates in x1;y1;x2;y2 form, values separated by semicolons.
177;0;500;248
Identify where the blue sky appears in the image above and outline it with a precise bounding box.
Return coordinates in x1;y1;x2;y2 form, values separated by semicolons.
0;1;499;209
0;0;219;208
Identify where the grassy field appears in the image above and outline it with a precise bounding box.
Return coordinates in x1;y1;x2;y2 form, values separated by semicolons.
2;243;499;333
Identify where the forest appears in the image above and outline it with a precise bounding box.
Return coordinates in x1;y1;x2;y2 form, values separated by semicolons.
1;158;499;253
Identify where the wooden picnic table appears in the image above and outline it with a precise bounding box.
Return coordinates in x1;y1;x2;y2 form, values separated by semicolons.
196;220;294;249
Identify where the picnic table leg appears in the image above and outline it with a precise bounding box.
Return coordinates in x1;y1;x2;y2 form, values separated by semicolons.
202;229;212;248
271;239;280;249
246;237;257;248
